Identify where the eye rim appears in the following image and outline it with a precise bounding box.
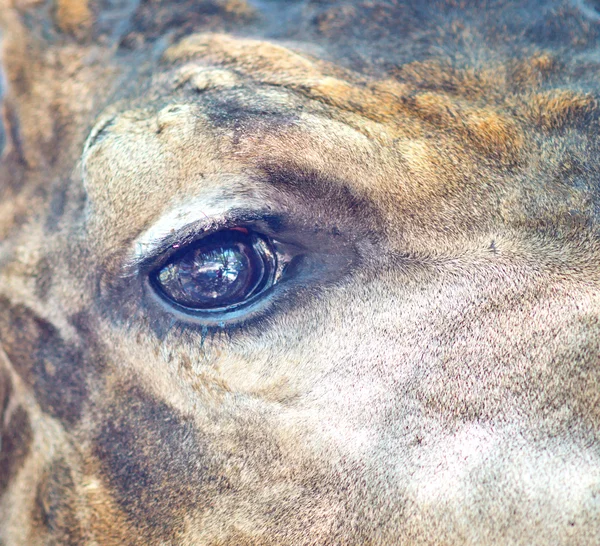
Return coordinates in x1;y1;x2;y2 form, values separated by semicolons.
122;206;360;331
148;228;281;316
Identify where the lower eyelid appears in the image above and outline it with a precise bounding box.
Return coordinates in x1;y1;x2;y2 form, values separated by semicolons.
145;274;283;329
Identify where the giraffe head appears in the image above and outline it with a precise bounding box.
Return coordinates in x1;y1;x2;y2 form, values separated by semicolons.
1;0;599;543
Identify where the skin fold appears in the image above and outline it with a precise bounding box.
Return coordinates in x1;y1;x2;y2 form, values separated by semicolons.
0;0;599;544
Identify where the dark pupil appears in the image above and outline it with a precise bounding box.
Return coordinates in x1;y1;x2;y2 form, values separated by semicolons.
153;233;268;310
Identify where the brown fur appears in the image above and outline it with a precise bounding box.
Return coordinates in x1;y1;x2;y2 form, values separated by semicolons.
1;0;600;544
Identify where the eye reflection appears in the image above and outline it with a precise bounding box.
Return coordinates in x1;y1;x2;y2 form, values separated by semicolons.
160;245;252;303
152;230;276;311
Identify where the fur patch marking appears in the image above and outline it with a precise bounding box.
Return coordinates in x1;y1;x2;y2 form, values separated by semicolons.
33;458;82;544
0;366;13;426
53;0;91;35
0;299;89;427
92;386;226;537
0;406;33;495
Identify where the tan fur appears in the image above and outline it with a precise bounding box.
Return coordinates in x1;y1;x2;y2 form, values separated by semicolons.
1;1;600;544
54;0;91;34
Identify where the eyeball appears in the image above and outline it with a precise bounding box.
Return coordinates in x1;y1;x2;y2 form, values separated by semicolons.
150;230;277;313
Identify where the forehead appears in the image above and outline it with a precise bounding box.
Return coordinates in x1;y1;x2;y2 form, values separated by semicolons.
80;30;599;259
77;37;470;238
83;37;379;243
82;92;380;247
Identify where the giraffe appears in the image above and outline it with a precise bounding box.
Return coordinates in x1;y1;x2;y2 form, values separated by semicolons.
0;0;599;543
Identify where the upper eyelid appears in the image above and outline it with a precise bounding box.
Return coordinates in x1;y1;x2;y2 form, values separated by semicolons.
127;209;286;272
129;192;271;256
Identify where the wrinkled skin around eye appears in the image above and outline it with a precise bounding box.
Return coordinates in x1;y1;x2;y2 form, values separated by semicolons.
152;231;276;310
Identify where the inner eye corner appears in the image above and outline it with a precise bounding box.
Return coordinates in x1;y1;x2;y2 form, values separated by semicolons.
149;227;279;315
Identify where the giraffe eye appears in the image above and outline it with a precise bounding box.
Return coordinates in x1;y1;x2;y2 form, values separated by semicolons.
151;230;277;312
